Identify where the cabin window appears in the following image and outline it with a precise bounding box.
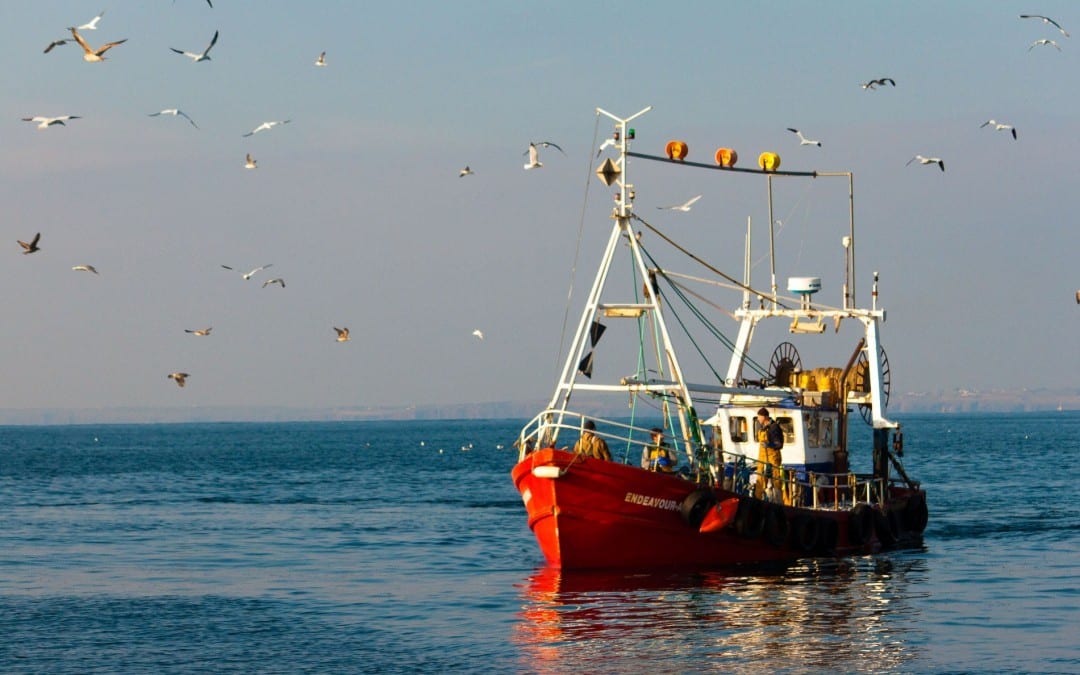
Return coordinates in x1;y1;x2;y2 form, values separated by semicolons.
806;413;821;447
819;417;834;447
777;417;795;445
729;416;749;443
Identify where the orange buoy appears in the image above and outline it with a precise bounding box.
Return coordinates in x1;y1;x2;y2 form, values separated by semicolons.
665;140;689;160
714;147;738;167
758;152;781;171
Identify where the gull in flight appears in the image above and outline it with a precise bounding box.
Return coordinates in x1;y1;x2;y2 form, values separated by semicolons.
72;265;98;274
787;128;822;146
459;165;474;177
148;108;198;128
906;155;945;172
860;77;895;90
524;143;543;169
980;119;1017;140
22;115;80;129
18;233;41;254
243;120;290;137
185;327;212;336
78;10;105;30
67;26;126;62
244;153;257;169
532;141;565;155
315;51;326;67
657;195;702;211
472;329;484;340
43;38;69;53
1029;38;1061;51
167;372;190;388
222;264;272;280
334;327;350;342
262;277;285;288
171;30;218;62
1020;14;1069;37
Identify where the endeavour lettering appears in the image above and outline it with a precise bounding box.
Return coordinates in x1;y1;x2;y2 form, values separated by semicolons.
624;492;679;511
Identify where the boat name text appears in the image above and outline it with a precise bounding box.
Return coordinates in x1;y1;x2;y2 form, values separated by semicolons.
624;492;679;511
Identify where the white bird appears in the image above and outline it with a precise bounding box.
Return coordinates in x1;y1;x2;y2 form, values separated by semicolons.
148;108;198;128
1020;14;1069;37
980;119;1017;140
67;26;126;62
77;10;105;30
1028;38;1061;51
222;264;272;280
523;143;543;170
657;195;702;211
334;327;350;342
459;165;474;177
906;155;945;172
244;153;257;169
787;128;822;146
860;77;895;90
472;329;484;340
243;120;290;137
22;115;80;129
185;327;212;336
315;51;326;66
72;265;98;274
171;30;218;62
167;372;190;388
262;277;285;288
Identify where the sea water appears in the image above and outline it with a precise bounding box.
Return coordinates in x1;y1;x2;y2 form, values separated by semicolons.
0;413;1076;673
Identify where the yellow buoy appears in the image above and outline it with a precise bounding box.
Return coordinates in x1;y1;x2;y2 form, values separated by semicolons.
665;140;689;161
757;152;781;171
714;147;738;167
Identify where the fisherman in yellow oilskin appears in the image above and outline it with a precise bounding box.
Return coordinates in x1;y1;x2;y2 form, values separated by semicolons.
753;408;786;502
572;419;611;461
641;428;677;473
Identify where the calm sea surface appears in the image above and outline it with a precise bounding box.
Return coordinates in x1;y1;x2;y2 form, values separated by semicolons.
0;413;1077;673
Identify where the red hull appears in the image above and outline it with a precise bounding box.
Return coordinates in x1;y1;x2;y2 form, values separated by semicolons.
512;448;925;570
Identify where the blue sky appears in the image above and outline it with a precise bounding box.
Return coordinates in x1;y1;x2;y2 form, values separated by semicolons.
2;1;1078;412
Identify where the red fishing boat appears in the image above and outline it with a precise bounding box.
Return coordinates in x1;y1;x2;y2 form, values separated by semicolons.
512;106;928;570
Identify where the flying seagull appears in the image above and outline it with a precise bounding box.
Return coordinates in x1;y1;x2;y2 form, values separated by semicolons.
472;329;484;340
244;153;257;169
532;141;565;155
334;327;350;342
906;155;945;172
72;264;98;274
148;108;198;128
243;120;290;137
262;277;285;288
1028;38;1061;51
222;264;272;280
315;51;326;67
787;128;822;146
167;372;190;388
1020;14;1069;37
43;38;69;53
860;77;896;90
459;165;475;178
22;115;80;129
77;10;105;30
17;233;41;254
523;143;542;169
980;119;1017;140
67;26;126;62
185;327;212;336
171;29;218;62
657;195;702;211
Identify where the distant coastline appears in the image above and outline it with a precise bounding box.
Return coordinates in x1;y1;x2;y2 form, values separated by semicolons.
0;387;1077;425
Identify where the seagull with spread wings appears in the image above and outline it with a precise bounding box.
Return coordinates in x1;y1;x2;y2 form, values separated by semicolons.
1029;38;1061;51
22;115;80;129
860;77;896;90
1020;14;1069;37
185;328;212;336
18;233;41;254
72;265;98;274
77;10;105;30
657;195;702;211
334;327;350;342
67;26;126;62
171;29;218;62
906;155;945;172
167;372;190;388
148;108;198;128
243;120;290;137
222;264;272;280
787;128;822;146
315;51;326;67
980;119;1017;140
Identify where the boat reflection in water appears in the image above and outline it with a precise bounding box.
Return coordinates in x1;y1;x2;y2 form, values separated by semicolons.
513;554;929;672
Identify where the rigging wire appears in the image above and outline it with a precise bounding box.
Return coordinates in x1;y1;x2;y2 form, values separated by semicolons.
554;113;603;380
